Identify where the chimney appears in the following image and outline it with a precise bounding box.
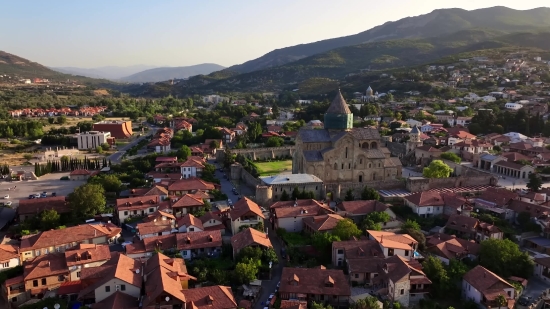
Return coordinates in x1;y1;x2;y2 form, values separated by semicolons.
381;235;383;243
94;229;97;237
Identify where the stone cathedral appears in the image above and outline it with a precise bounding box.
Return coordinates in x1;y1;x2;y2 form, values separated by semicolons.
292;90;402;184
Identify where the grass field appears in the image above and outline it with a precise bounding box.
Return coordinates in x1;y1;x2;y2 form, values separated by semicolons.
254;160;293;176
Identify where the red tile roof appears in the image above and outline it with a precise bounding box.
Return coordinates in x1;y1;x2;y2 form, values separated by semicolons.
303;214;345;232
116;196;160;210
404;191;445;207
24;253;69;281
172;194;204;209
93;121;133;139
64;244;111;267
270;199;325;209
18;196;69;216
181;286;237;309
57;280;83;295
177;214;204;230
463;265;514;302
230;197;265;221
231;228;273;253
70;169;91;176
91;290;139;309
0;244;18;263
168;178;217;192
280;267;350;296
337;200;388;215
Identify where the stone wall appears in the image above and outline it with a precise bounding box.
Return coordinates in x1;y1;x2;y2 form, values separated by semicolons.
216;146;296;161
325;179;405;199
230;163;261;187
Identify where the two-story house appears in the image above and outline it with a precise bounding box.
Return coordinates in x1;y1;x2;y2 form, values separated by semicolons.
231;228;273;260
445;214;503;242
279;266;350;307
403;191;446;218
0;245;20;272
78;252;143;305
23;253;70;300
229;197;265;235
462;265;515;308
64;244;112;281
425;234;480;265
17;196;70;222
168;178;217;196
336;200;400;228
19;223;121;261
171;194;206;218
177;213;204;233
115;196;163;223
273;203;333;233
199;212;226;234
367;231;419;259
180;157;206;179
137;210;177;239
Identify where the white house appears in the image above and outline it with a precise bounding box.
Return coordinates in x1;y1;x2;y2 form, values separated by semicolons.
481;96;496;102
403;191;445;218
462;266;515;308
406;119;422;127
533;256;550;282
176;214;205;233
0;245;20;271
180;158;205;179
503;132;528;143
504;102;523;110
455;117;472;127
463;93;480;102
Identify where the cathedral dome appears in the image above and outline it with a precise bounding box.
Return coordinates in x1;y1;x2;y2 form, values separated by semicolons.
366;86;373;95
324;89;353;130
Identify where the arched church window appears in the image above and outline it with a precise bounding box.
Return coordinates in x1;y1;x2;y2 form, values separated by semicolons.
371;142;378;149
362;142;369;149
341;164;344;170
360;159;363;164
348;163;351;169
359;175;363;182
345;147;348;158
368;163;372;168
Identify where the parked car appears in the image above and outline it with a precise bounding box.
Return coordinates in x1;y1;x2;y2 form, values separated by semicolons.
3;195;8;199
52;192;57;197
4;201;12;207
40;192;47;198
227;199;233;206
33;193;40;198
28;194;35;199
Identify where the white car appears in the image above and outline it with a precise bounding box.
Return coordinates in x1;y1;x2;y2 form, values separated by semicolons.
268;293;275;300
4;201;12;206
121;241;133;248
3;195;9;199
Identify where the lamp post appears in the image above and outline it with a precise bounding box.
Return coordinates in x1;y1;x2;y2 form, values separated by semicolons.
269;261;273;280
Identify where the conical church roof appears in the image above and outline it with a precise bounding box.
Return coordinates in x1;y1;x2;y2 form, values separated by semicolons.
326;90;351;114
410;125;420;134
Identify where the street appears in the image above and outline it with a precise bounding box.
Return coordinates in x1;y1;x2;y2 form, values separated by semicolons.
108;124;154;164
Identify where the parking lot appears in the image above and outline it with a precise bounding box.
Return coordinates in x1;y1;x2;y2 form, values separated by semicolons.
0;172;86;209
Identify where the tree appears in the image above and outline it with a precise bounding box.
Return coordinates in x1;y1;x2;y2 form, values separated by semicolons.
312;232;341;254
100;143;110;151
234;259;259;284
440;152;461;164
351;296;381;309
265;136;284;147
68;183;106;219
401;219;420;231
344;189;355;201
280;190;289;201
96;146;103;154
56;115;67;124
40;209;60;231
361;211;391;231
495;294;507;308
263;248;279;264
311;302;333;309
100;174;123;193
291;187;301;200
527;173;543;192
479;238;534;278
422;256;450;297
23;153;33;162
177;145;192;161
47;117;55;124
332;219;362;240
209;140;220;149
361;186;380;200
423;160;453;178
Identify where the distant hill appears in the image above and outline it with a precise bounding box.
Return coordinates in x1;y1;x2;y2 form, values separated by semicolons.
222;6;550;74
0;51;69;79
119;63;226;83
52;65;157;80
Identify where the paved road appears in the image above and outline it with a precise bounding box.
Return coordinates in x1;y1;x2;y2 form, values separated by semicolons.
108;124;155;164
211;161;254;203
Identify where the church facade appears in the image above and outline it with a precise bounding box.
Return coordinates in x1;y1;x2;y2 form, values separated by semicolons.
292;90;402;185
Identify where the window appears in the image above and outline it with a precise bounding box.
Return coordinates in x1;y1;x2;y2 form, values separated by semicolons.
337;249;343;254
349;163;351;169
359;175;363;183
1;262;8;268
189;227;195;232
400;289;404;295
58;275;64;282
341;164;344;170
405;250;409;256
354;274;359;278
33;280;38;287
105;286;110;292
11;297;17;302
468;284;471;291
124;211;128;216
41;278;46;285
121;284;126;291
35;250;40;256
345;147;348;158
77;271;81;278
133;210;137;215
183;251;188;256
149;208;154;213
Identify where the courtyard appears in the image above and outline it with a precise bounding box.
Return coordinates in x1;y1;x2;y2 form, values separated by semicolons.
254;160;293;176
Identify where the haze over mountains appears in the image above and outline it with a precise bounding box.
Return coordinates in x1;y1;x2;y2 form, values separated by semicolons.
52;65;158;80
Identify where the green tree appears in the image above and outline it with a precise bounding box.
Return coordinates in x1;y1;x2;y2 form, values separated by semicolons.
423;160;453;178
311;302;333;309
100;174;123;193
265;136;284;147
479;238;534;278
100;143;110;151
527;173;543;192
440;152;461;164
361;186;380;200
280;190;289;201
263;248;279;264
40;209;60;231
344;189;355;201
422;256;450;298
495;295;507;308
23;153;33;162
96;146;103;154
401;219;420;231
361;211;391;231
56;115;67;124
350;296;381;309
209;140;220;149
234;259;259;284
291;187;301;200
311;232;341;254
177;145;192;161
332;219;362;240
68;183;106;219
48;117;55;124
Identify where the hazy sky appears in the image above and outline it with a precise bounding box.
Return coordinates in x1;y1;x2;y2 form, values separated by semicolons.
0;0;547;68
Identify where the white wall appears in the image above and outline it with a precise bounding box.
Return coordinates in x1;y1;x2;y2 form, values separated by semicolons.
118;207;158;222
181;167;198;179
94;278;141;303
277;217;306;233
0;258;20;271
177;224;204;233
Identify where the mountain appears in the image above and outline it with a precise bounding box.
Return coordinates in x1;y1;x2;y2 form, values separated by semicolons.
52;65;158;80
224;6;550;74
119;63;226;83
131;28;550;96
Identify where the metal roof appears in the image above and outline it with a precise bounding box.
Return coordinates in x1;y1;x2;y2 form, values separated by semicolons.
260;174;323;185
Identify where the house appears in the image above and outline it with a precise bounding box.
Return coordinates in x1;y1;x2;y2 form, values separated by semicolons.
462;265;515;308
128;185;169;200
279;266;350;306
533;257;550;282
404;191;445;218
137;210;177;239
3;275;26;306
19;223;121;261
0;245;20;272
231;228;273;259
303;214;345;234
220;128;235;143
115;196;163;223
23;253;69;300
168;178;217;196
229;197;265;235
367;230;419;260
332;238;383;267
90;291;140;309
336;200;400;228
180;157;206;179
17;196;69;222
425;234;480;265
125;230;222;261
179;286;237;309
140;253;201;309
64;244;112;281
200;212;226;234
146;172;182;183
505;102;523;110
177;213;204;233
171;194;205;217
273;202;333;233
70;169;92;180
445;214;503;242
77;252;143;304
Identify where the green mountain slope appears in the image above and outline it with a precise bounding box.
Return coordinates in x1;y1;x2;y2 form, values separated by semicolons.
221;6;550;74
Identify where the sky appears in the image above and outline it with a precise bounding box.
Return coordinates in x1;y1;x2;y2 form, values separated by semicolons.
0;0;548;68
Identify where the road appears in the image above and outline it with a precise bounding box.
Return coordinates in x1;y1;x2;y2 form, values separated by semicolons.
108;124;155;164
